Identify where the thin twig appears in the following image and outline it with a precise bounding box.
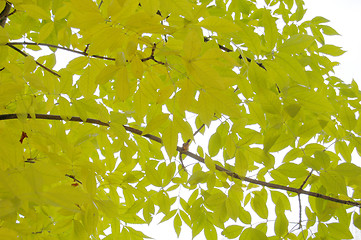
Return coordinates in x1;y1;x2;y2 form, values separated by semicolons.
0;113;360;208
7;44;61;77
204;37;266;70
299;170;313;190
193;124;205;136
298;194;302;229
7;41;166;65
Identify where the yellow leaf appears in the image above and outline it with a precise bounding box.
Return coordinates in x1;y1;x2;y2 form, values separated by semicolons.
130;56;144;79
20;4;51;20
38;22;54;42
67;57;89;73
183;29;202;60
163;122;178;158
198;16;240;33
96;65;119;84
24;56;37;73
0;227;18;240
278;34;314;54
0;27;9;44
142;113;170;135
205;155;216;172
251;193;268;219
174;214;182;237
114;66;129;101
274;213;288;236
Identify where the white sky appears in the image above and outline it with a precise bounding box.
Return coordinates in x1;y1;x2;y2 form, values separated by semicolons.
304;0;361;83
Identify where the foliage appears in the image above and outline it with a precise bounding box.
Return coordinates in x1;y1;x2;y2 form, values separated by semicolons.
0;0;360;239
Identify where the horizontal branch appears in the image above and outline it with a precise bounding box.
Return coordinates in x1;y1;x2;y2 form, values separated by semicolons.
6;41;165;64
0;113;360;208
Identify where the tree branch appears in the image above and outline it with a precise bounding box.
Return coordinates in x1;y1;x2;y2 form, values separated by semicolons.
0;113;360;208
7;41;166;65
0;1;12;28
6;44;61;77
204;37;266;70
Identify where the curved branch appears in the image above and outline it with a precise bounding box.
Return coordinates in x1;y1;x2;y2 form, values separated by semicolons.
0;113;360;208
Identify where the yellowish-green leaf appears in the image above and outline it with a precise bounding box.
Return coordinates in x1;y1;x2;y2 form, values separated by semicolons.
262;9;278;50
20;4;51;20
263;128;281;152
338;106;356;130
96;65;119;84
222;225;243;239
334;163;361;177
277;163;309;178
236;22;262;55
114;66;129;101
251;193;268;219
278;34;314;54
174;214;182;237
317;44;346;56
163;122;178;158
38;22;54;42
205;155;216;172
274;213;288;237
240;227;268;240
208;132;222;157
143;113;170;135
320;171;346;195
183;29;202;60
0;227;18;240
327;222;353;239
198;16;240;33
335;141;352;162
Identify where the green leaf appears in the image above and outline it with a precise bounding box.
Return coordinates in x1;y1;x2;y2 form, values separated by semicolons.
320;25;340;35
334;163;361;177
251;193;268;219
274;213;288;237
278;34;314;54
208;132;222;157
240;227;268;240
335;141;352;162
143;113;170;135
163;122;178;159
205;155;216;172
277;163;309;178
198;16;240;33
317;44;346;56
222;225;243;239
174;214;182;237
328;222;353;239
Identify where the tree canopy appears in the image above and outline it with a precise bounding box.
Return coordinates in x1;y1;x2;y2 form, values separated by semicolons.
0;0;360;239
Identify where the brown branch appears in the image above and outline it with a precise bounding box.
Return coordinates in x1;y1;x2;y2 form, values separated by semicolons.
6;44;61;77
0;113;360;208
204;37;266;70
299;170;313;190
7;41;166;65
141;43;166;65
193;124;205;136
0;1;12;28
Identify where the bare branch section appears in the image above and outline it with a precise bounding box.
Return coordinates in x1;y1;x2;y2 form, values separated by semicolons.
0;113;360;208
